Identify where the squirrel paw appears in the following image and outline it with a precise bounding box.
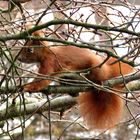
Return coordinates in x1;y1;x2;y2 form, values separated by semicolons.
21;84;41;92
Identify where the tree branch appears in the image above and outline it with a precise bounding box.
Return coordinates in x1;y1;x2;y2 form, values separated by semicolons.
0;76;140;96
0;95;76;122
1;19;140;41
0;20;137;66
104;71;140;87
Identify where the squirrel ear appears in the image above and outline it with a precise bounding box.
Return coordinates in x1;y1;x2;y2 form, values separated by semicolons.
24;23;48;46
25;23;34;30
24;23;35;36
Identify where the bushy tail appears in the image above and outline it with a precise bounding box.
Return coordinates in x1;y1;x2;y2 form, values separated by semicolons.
77;90;123;130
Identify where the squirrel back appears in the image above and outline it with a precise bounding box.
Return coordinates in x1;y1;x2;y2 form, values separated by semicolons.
18;29;134;130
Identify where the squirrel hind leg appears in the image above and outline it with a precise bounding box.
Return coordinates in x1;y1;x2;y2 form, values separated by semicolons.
77;91;123;130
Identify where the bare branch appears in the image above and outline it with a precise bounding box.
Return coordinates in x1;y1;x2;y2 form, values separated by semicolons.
0;95;76;122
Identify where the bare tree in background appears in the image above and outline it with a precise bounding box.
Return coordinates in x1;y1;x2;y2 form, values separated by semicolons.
0;0;140;139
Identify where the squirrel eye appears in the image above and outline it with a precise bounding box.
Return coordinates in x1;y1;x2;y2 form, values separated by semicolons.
27;48;34;53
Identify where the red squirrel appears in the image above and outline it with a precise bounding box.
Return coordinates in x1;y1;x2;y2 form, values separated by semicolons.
18;28;134;130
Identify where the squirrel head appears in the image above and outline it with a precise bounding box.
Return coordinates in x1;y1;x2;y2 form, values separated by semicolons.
18;24;49;63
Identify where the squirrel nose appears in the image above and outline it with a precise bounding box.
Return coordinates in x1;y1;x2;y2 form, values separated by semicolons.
17;54;22;61
18;55;25;62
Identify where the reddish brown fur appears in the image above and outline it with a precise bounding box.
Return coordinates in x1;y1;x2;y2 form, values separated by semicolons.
18;29;134;130
78;91;123;129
